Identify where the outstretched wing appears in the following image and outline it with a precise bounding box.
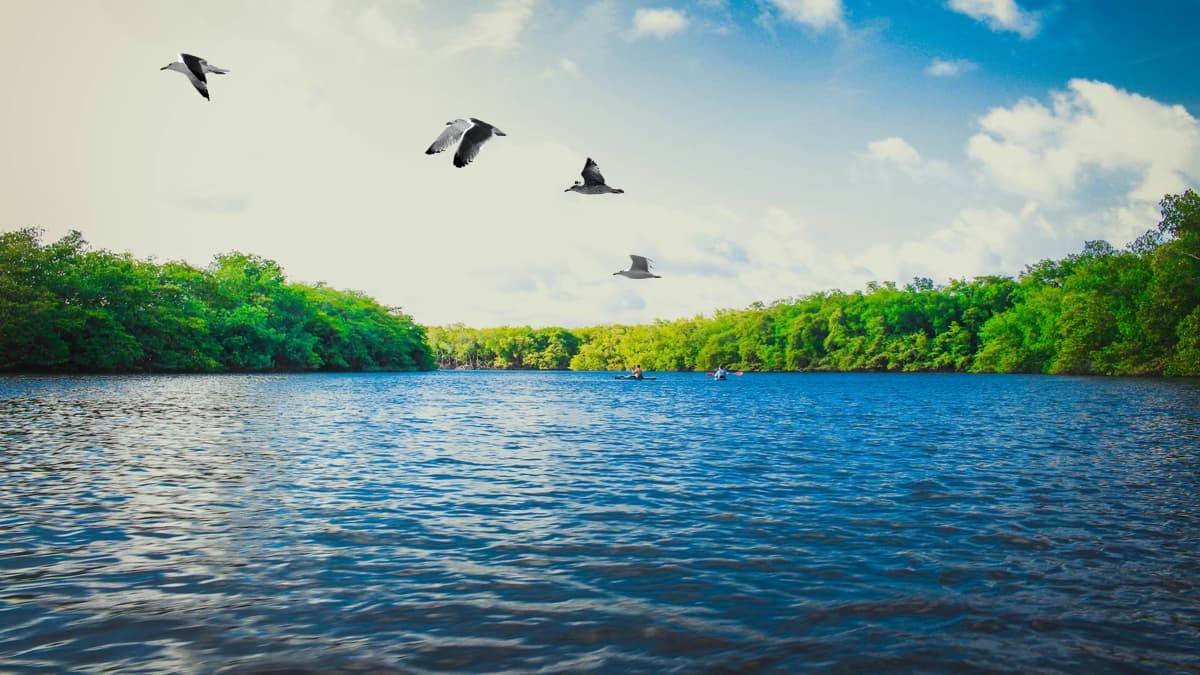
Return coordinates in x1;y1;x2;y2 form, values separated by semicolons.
581;157;606;186
453;124;494;168
629;255;653;273
180;54;207;84
426;119;471;155
203;63;230;75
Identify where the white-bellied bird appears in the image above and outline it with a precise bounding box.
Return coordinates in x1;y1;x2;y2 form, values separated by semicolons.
566;158;624;194
160;53;229;101
614;255;660;279
424;118;507;168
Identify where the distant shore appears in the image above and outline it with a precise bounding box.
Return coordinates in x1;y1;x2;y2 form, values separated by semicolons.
3;191;1198;377
427;192;1198;378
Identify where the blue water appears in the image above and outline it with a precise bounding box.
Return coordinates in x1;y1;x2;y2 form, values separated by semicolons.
1;372;1198;672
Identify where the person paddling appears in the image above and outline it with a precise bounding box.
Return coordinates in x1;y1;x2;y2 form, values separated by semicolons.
713;365;728;380
631;364;644;380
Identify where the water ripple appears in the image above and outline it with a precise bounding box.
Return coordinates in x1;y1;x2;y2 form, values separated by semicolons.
1;372;1198;672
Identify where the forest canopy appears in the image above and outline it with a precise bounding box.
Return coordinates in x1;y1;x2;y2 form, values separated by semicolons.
429;191;1200;376
4;191;1198;376
0;229;433;372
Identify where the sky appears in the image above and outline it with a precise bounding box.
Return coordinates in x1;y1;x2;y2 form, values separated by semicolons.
1;0;1199;327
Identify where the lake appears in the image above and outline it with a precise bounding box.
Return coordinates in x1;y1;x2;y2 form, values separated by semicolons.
1;372;1198;672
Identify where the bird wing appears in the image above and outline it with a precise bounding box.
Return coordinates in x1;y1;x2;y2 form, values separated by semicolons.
180;54;208;84
453;124;495;168
581;158;606;186
426;119;472;155
177;65;209;100
629;255;653;273
203;63;230;75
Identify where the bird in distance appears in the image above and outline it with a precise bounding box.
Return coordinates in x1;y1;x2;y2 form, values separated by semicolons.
566;158;624;194
161;53;229;101
614;255;661;279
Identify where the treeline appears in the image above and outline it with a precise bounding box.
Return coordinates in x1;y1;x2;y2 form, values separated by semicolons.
6;191;1197;375
430;191;1200;376
0;229;433;372
427;325;580;370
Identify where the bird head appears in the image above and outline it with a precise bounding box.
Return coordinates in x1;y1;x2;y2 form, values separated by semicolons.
565;181;581;192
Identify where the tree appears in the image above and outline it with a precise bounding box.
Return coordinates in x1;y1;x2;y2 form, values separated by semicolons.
0;230;430;372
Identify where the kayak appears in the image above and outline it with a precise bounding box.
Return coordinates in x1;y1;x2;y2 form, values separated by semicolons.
614;375;656;380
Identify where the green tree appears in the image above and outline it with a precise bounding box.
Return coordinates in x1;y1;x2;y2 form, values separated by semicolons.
0;230;430;372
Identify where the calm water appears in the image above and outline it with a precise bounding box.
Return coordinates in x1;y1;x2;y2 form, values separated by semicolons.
1;372;1198;673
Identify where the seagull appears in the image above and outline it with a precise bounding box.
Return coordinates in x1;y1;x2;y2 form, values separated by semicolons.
614;255;661;279
565;158;624;194
160;53;229;101
424;118;507;168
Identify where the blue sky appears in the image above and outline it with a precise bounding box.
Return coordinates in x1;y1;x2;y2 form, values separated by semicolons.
1;0;1198;326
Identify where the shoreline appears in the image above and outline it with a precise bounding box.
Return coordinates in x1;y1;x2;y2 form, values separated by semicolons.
2;368;1193;379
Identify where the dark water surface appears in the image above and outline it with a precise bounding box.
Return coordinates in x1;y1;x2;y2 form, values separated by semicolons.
1;372;1198;673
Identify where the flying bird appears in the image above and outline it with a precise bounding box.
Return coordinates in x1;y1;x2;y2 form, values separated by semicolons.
614;255;661;279
160;53;229;101
566;158;624;194
424;118;507;168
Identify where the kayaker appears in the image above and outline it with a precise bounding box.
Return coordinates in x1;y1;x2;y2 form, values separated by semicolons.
631;365;644;380
714;365;727;380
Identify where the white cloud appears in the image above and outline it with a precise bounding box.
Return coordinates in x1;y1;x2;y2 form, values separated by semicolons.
856;202;1053;283
542;57;580;79
925;57;976;77
632;7;688;38
763;0;845;32
1068;201;1163;246
356;4;418;51
680;201;1056;306
865;137;921;167
861;136;952;181
947;0;1039;38
445;0;536;54
967;79;1200;206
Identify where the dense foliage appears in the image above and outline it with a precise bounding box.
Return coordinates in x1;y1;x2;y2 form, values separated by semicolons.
431;192;1200;376
427;325;580;370
0;229;433;372
5;192;1197;375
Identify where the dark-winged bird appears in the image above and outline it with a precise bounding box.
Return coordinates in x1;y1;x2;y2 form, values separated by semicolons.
161;53;229;101
614;255;660;279
566;158;625;194
424;118;507;168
